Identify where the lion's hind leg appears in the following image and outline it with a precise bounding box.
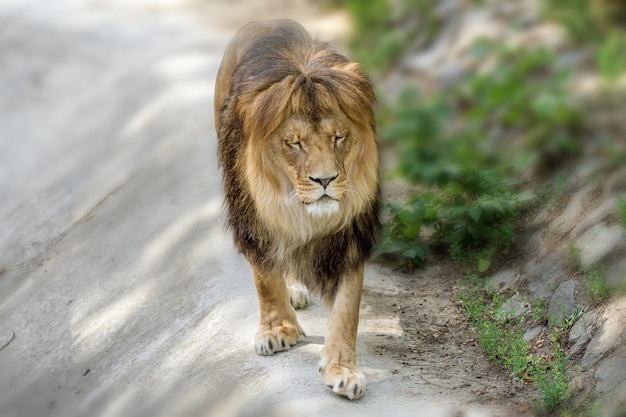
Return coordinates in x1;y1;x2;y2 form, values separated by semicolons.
252;265;305;355
286;275;309;310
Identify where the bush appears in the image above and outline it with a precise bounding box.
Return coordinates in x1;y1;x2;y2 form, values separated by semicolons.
375;44;582;271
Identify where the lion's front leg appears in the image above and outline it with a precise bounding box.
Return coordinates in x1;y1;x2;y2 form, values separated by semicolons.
252;265;305;355
319;263;366;400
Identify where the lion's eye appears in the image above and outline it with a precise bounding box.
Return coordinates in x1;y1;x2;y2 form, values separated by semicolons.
287;141;302;150
334;135;347;145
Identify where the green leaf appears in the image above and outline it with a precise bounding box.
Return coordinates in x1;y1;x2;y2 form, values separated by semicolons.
478;258;491;273
403;224;420;239
468;206;481;222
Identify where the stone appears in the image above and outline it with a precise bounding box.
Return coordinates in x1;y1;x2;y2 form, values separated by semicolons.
524;257;565;302
568;376;585;393
532;207;550;226
594;352;626;395
574;223;626;267
509;23;567;50
582;297;626;370
488;269;519;293
607;258;626;291
528;279;556;303
497;294;527;321
520;229;546;258
524;326;544;344
568;159;604;188
548;185;594;235
569;309;598;355
570;198;618;240
548;280;580;328
603;166;626;197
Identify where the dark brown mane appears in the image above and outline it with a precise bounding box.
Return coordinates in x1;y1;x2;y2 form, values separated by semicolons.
229;26;375;142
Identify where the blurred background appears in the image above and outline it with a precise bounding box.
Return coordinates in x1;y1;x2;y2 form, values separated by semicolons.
1;0;625;416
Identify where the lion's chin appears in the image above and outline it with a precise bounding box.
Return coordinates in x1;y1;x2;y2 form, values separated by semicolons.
305;198;339;217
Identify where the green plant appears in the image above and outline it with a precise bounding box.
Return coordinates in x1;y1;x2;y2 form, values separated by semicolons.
531;298;548;323
543;0;626;43
596;31;626;82
375;44;586;271
583;264;609;303
531;348;571;412
567;242;582;269
459;42;582;161
459;275;572;412
543;0;626;87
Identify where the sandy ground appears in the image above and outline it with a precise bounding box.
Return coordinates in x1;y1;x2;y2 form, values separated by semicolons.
0;1;530;416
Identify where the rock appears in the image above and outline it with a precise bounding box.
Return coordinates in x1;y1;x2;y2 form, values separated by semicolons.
568;376;585;393
497;294;527;321
594;352;626;395
532;206;550;226
524;326;544;344
548;280;580;328
570;198;618;240
603;166;626;197
574;223;626;267
488;269;519;293
568;159;604;188
582;297;626;370
434;0;463;19
569;309;598;355
524;257;565;302
519;229;548;259
509;23;567;50
606;258;626;291
548;185;594;235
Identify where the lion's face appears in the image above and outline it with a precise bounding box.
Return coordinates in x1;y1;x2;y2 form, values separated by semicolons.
243;105;378;242
274;114;352;217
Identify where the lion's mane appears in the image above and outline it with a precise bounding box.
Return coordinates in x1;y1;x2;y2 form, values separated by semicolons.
215;20;380;301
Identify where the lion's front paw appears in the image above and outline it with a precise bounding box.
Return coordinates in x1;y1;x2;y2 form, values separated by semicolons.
288;283;309;309
319;364;366;400
254;321;304;356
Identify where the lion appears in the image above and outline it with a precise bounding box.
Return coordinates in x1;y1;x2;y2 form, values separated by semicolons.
214;19;380;400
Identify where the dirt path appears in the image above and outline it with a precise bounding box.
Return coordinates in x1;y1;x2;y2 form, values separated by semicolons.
363;262;532;412
0;1;532;416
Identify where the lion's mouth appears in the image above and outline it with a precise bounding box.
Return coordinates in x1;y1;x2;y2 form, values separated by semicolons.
305;195;339;217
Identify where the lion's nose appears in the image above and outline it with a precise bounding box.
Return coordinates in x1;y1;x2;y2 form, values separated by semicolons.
309;174;338;189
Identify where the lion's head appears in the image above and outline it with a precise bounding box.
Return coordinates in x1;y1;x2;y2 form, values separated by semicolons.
216;19;379;245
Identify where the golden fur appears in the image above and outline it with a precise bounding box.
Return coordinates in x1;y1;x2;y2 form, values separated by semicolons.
214;19;380;400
